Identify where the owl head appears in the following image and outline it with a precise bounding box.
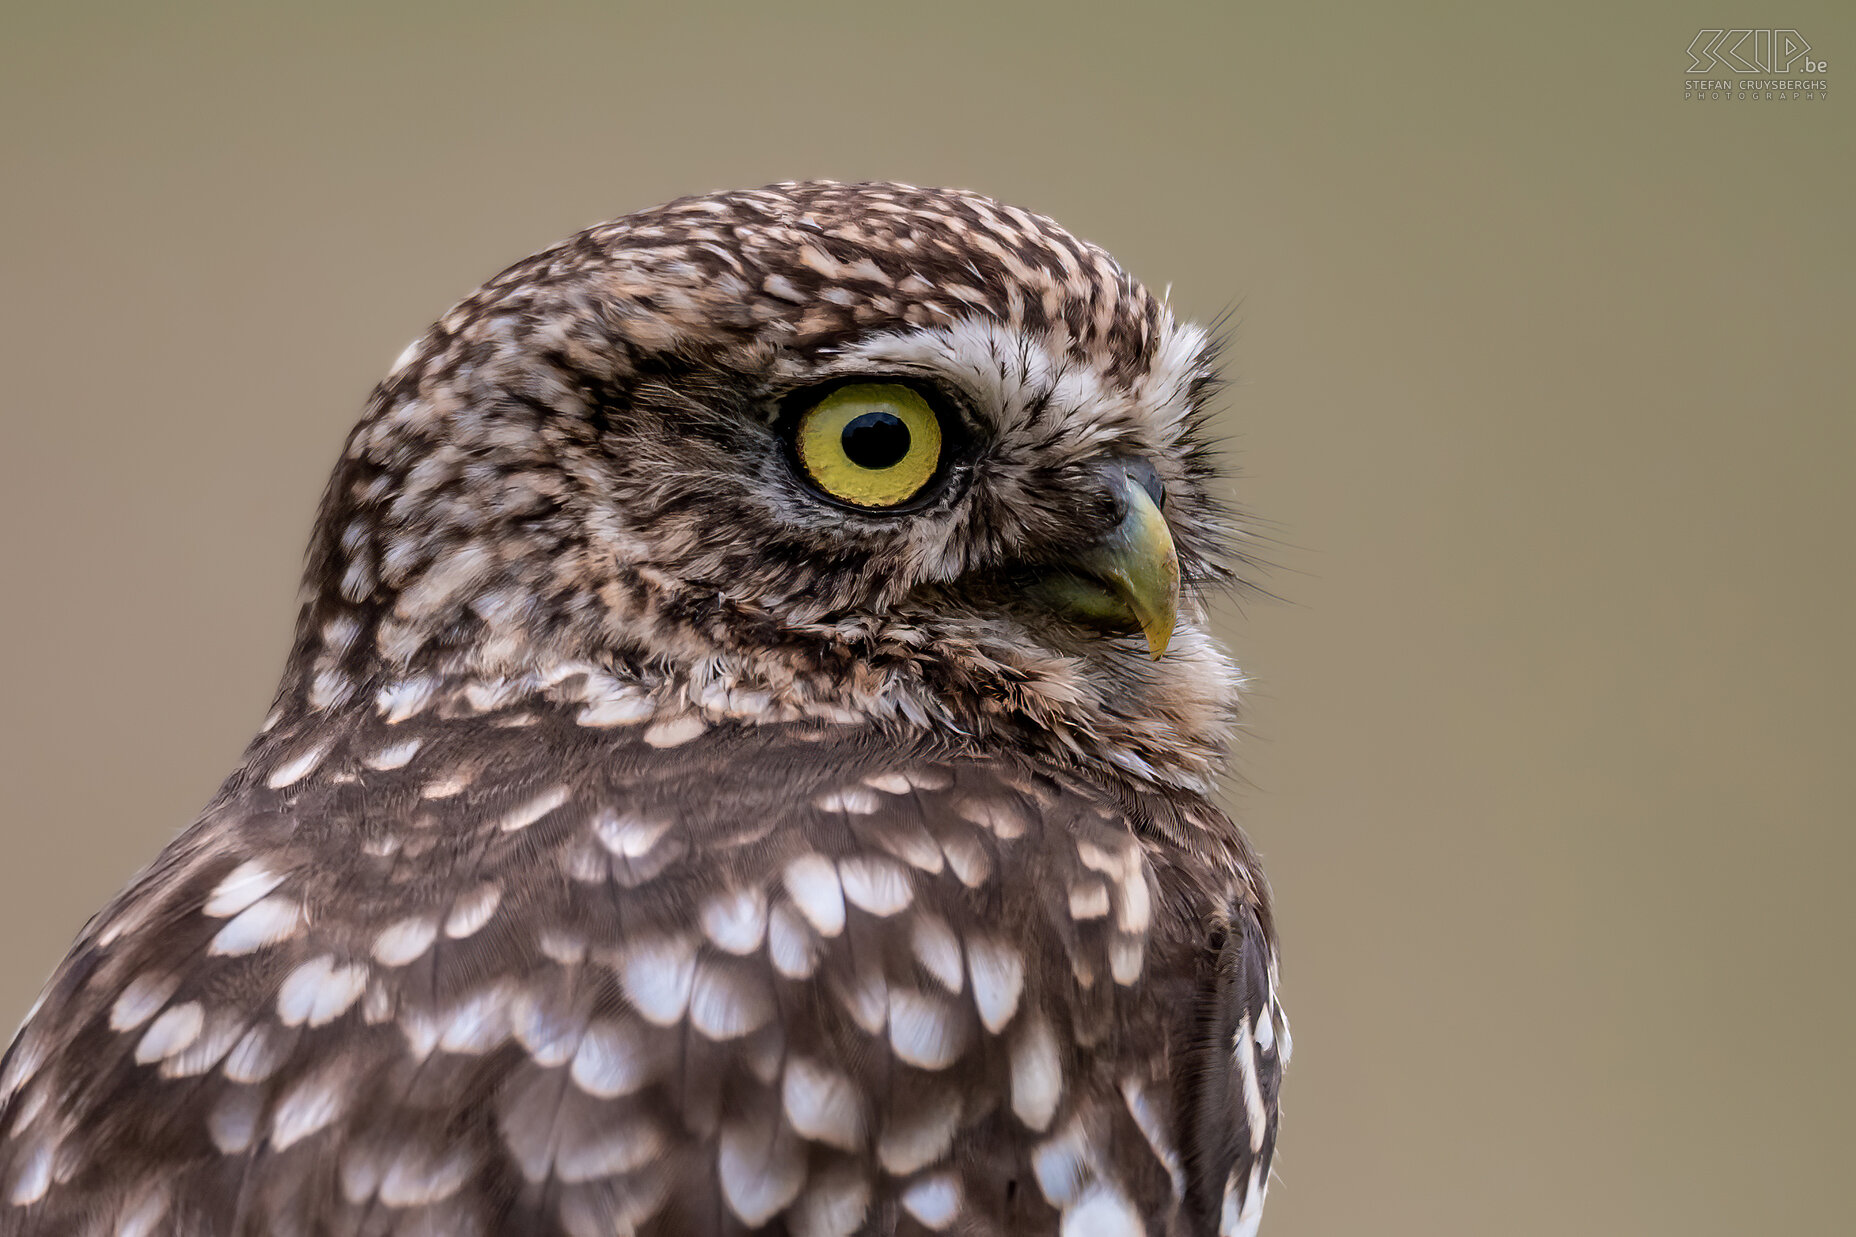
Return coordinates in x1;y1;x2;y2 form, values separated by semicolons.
289;182;1249;789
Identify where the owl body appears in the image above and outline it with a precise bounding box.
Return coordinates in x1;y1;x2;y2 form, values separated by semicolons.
0;183;1286;1236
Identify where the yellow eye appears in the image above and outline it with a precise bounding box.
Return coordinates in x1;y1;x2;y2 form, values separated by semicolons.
793;383;944;508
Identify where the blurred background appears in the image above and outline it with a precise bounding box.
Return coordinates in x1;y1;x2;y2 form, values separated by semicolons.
2;3;1850;1234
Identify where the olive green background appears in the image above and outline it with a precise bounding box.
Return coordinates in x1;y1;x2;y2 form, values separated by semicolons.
2;3;1849;1234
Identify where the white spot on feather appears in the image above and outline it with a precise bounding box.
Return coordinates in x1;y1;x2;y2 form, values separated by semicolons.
7;1139;52;1204
500;786;569;832
901;1173;962;1230
1110;936;1145;985
388;336;422;376
956;796;1027;839
763;273;806;302
376;677;437;724
643;715;706;747
363;737;424;770
887;988;967;1070
203;861;285;918
222;1023;287;1083
768;901;821;979
110;973;181;1031
1032;1116;1093;1207
814;786;880;815
965;936;1025;1033
1219;1162;1265;1237
783;854;845;938
838;855;913;916
159;1009;247;1078
570;1018;651;1098
1068;880;1111;920
877;1090;960;1174
689;961;775;1040
444;883;501;938
379;1146;472;1206
267;739;334;789
362;977;395;1024
555;1118;665;1183
717;1115;805;1226
399;544;493;620
372;917;438;967
1075;839;1125;877
208;1088;263;1153
1235;1015;1268;1153
271;1062;352;1149
277;956;369;1027
439;983;515;1054
208;897;301;956
782;1057;865;1151
1116;867;1152;934
940;833;992;887
1063;1181;1145;1237
115;1184;171;1237
133;1002;203;1064
421;769;472;800
594;810;673;859
878;823;946;874
1120;1076;1186;1201
700;887;768;955
910;914;964;993
833;962;889;1037
510;992;582;1067
0;1034;47;1105
616;934;698;1026
576;689;654;727
398;1010;442;1062
1012;1011;1064;1131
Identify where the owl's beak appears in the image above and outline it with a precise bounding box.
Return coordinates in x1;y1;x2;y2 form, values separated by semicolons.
1075;469;1181;658
1028;463;1181;658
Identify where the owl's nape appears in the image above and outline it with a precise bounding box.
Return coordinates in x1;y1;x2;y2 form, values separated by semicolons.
0;182;1286;1237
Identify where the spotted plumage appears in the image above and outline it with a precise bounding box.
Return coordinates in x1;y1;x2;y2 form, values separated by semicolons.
0;181;1287;1236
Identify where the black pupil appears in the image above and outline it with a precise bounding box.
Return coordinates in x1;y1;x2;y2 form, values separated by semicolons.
840;410;912;470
